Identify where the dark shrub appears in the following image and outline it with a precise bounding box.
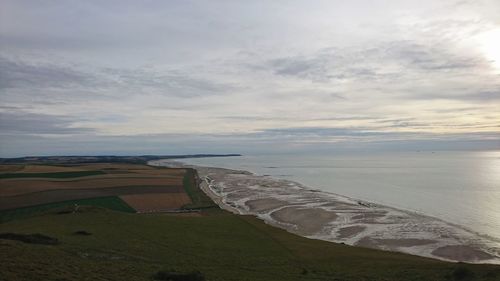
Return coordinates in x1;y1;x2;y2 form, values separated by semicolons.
152;270;205;281
0;233;59;245
56;208;73;214
452;264;475;280
484;270;497;279
73;230;92;236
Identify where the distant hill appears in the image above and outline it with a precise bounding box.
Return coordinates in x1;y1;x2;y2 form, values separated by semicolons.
0;154;241;165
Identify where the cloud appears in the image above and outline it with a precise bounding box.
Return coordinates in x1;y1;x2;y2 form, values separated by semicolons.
0;0;499;156
0;111;96;135
102;68;232;97
408;90;500;101
268;57;319;76
258;126;386;137
0;56;100;89
383;41;483;71
0;56;233;108
261;40;487;84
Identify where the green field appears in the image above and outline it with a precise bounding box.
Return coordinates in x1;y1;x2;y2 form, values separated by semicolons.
181;168;217;209
0;196;136;223
0;170;106;179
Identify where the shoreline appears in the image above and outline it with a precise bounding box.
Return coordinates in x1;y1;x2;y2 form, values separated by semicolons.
149;159;500;264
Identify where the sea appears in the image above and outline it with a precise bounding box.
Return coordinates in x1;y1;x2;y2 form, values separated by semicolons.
179;150;500;241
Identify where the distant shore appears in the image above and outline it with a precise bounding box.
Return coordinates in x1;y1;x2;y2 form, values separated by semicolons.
150;159;500;264
0;154;241;165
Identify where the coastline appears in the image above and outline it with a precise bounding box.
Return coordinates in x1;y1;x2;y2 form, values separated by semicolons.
150;159;500;264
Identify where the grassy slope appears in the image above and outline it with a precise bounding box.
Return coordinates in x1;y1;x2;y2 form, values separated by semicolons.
1;209;499;281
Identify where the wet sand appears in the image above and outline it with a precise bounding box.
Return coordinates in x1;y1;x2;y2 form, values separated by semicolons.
356;237;437;249
432;245;494;261
337;225;366;239
270;206;338;235
245;198;289;213
150;160;500;264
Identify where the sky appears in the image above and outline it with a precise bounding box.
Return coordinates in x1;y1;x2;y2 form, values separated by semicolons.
0;0;499;157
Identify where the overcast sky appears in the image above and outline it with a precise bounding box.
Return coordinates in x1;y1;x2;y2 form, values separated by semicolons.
0;0;499;156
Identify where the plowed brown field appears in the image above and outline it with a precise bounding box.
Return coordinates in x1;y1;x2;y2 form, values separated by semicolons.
20;165;86;173
0;177;183;197
0;186;185;210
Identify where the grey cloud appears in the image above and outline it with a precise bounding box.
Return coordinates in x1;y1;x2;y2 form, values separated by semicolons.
217;116;291;121
0;111;96;135
0;56;231;101
375;117;499;129
375;118;416;124
262;40;485;83
269;57;319;76
104;68;231;97
374;118;429;128
386;121;429;128
432;106;485;113
329;92;347;100
265;51;379;82
409;90;500;101
247;127;500;147
384;41;482;71
257;127;391;137
0;57;100;89
310;116;380;122
0;33;124;52
218;115;373;122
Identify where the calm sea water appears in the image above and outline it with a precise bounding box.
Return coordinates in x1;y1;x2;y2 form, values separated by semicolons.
180;151;500;240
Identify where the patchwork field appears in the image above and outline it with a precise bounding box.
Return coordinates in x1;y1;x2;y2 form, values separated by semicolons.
0;177;183;197
0;164;194;216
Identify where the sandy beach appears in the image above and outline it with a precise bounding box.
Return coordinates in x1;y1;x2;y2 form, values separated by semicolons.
150;160;500;264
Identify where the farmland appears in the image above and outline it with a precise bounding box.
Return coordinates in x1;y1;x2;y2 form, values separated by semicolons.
0;162;499;281
0;163;194;218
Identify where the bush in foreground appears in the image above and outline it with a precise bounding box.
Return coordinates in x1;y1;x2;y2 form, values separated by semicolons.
451;264;475;280
152;270;205;281
0;233;59;245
